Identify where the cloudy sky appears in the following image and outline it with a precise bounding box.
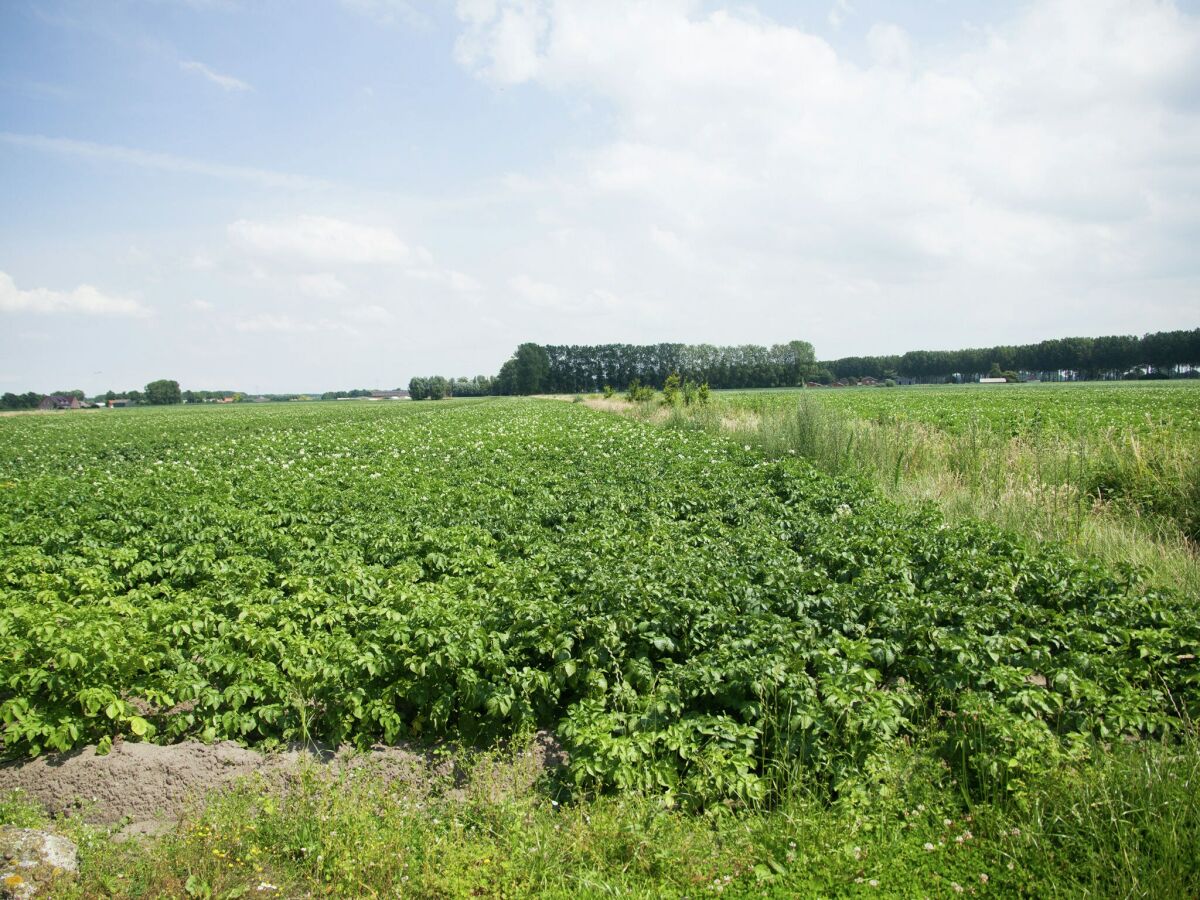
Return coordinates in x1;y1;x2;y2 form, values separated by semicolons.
1;0;1198;393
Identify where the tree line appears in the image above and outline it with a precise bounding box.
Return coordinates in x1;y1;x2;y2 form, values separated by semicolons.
409;342;817;399
491;341;819;394
412;330;1198;399
407;376;497;400
826;329;1200;383
1;379;186;410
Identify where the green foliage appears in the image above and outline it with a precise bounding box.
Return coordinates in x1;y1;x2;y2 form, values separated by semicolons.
497;344;551;395
602;385;615;399
827;327;1200;381
523;339;818;393
0;392;44;411
624;379;654;402
144;379;182;406
0;400;1196;813
662;372;681;406
6;732;1197;897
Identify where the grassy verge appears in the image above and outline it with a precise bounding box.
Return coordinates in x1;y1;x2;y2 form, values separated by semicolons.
603;395;1200;596
4;732;1197;897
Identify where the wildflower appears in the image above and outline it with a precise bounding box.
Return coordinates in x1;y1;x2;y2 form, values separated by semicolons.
980;873;989;884
951;883;964;894
943;818;953;827
256;883;279;893
869;879;879;887
923;843;935;852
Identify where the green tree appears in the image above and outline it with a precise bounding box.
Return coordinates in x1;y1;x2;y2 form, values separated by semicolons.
512;343;550;395
144;380;182;405
408;377;429;400
662;372;681;406
428;376;450;400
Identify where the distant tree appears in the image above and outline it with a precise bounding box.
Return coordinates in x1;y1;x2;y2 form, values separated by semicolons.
511;343;550;395
662;372;681;406
144;379;182;405
495;359;518;395
681;379;698;406
127;390;144;404
428;376;450;400
408;377;430;401
0;392;38;410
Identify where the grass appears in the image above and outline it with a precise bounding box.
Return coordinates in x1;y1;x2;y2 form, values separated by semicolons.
636;392;1200;596
4;730;1197;897
6;390;1198;896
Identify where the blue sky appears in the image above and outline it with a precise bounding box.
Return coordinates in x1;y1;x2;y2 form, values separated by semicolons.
1;0;1198;393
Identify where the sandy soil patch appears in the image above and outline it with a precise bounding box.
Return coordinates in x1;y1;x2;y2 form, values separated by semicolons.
0;733;565;829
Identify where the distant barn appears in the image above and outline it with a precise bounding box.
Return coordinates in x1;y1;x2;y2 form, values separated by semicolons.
38;395;80;411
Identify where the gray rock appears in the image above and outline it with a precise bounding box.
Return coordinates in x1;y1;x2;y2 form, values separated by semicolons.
0;828;77;898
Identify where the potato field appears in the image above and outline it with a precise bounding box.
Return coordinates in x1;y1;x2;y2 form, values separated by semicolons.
2;399;1196;811
722;380;1200;439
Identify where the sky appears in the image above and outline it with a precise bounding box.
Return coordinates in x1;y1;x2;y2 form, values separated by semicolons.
1;0;1198;394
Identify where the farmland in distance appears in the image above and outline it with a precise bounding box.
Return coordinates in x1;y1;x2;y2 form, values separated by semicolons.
638;380;1200;596
1;396;1198;895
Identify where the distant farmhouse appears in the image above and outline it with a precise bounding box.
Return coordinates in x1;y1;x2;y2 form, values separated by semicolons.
370;390;410;400
39;395;81;411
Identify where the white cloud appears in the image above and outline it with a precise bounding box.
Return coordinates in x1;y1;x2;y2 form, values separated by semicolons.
452;0;1200;352
510;273;562;307
828;0;853;30
180;60;251;92
866;23;911;69
345;304;393;323
228;216;412;265
228;217;481;298
0;132;328;190
509;273;624;315
296;272;349;299
0;271;149;317
234;314;321;334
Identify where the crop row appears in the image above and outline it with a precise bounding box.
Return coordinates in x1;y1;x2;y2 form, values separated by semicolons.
721;380;1200;439
1;401;1196;805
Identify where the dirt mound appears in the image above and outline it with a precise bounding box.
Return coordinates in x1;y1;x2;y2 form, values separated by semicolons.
0;732;565;828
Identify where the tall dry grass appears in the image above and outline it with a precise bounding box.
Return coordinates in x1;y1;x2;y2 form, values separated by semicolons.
637;395;1200;595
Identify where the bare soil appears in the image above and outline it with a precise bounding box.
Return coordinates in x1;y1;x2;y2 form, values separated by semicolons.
0;733;565;829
